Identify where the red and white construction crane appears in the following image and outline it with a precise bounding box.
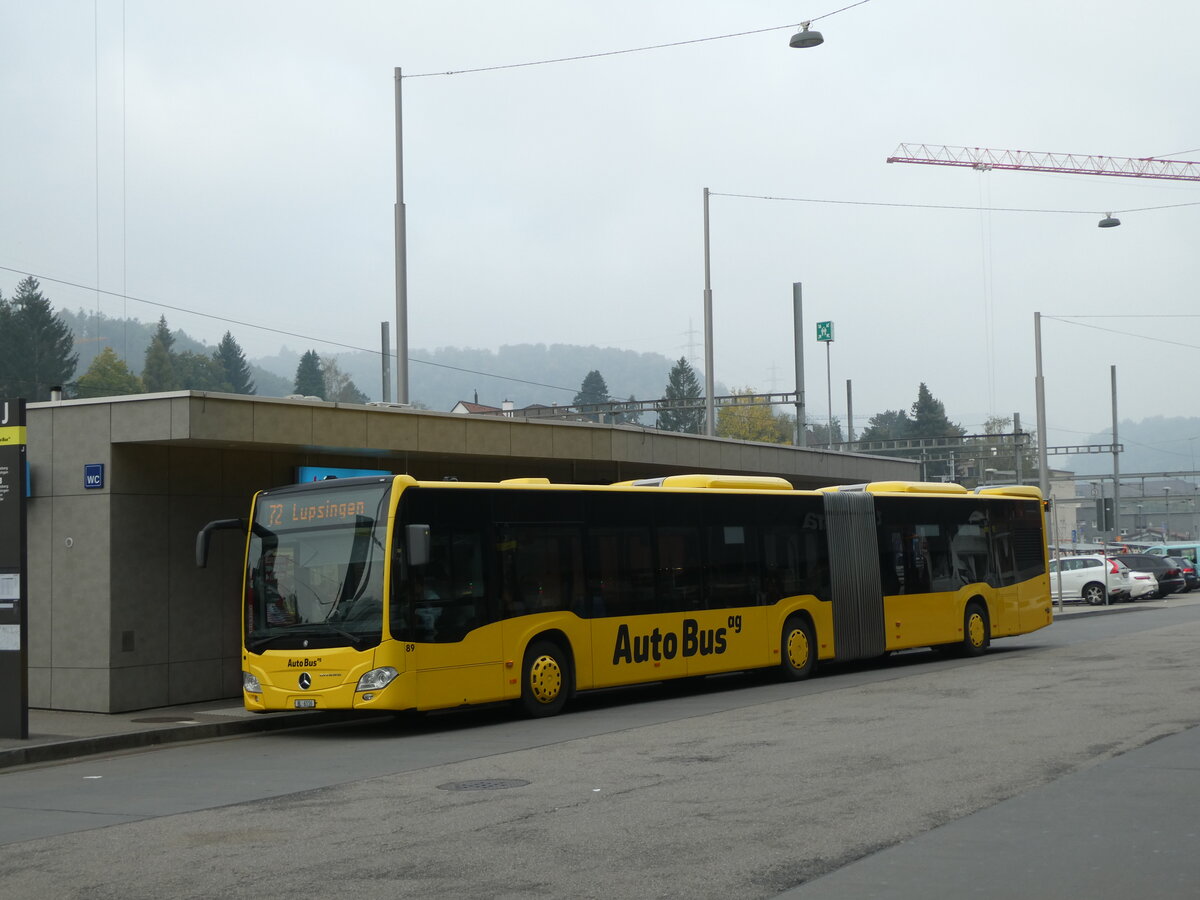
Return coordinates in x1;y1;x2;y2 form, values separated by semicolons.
887;144;1200;226
887;144;1200;182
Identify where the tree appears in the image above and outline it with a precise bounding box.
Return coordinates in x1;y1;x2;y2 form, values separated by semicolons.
717;388;791;443
613;395;643;426
0;276;79;401
321;356;369;404
75;347;143;398
173;350;229;391
965;415;1038;485
659;357;704;434
573;370;610;421
806;416;844;448
859;409;913;442
909;382;964;439
294;350;325;398
142;316;177;392
213;331;256;395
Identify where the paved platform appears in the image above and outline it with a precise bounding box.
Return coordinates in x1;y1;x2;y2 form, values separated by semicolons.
0;597;1176;771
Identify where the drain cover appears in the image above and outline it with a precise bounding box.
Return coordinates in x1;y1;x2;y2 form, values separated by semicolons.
437;779;530;791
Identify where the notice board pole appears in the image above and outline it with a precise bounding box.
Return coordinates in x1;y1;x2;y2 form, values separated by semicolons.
0;398;29;739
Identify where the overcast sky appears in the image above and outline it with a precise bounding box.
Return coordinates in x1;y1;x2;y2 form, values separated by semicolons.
3;1;1198;446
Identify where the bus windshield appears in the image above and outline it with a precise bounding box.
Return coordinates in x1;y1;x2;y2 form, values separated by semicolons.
245;480;392;651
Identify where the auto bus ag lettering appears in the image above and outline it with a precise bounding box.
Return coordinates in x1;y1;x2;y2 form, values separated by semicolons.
612;616;739;665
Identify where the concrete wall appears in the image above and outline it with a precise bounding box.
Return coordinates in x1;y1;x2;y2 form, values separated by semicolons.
24;392;917;712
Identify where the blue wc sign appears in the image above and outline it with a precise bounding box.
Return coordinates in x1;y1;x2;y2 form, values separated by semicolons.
84;463;105;489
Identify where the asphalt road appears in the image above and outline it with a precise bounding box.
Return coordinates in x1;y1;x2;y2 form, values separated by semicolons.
2;602;1199;899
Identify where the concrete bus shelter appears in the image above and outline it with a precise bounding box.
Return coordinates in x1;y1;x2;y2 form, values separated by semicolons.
24;392;918;713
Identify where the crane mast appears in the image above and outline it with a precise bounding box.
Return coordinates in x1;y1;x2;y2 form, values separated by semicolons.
887;144;1200;182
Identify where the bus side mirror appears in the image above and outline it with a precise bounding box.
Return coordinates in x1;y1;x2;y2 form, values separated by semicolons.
406;524;431;567
196;518;246;568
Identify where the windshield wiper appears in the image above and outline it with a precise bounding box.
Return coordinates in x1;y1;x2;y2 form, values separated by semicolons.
247;623;369;652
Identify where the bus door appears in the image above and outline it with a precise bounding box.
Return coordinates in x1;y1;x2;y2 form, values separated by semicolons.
404;520;505;709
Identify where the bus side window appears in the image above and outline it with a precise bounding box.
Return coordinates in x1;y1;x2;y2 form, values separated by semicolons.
499;525;585;618
587;525;655;618
657;525;703;612
706;522;758;608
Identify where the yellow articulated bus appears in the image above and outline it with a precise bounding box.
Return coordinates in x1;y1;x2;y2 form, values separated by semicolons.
196;473;1052;718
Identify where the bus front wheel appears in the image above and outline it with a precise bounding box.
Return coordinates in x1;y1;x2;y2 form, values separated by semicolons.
779;616;816;681
961;602;990;657
520;640;570;718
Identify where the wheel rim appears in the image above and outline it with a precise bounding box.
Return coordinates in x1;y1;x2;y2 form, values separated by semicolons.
967;612;986;648
528;654;563;704
786;626;811;670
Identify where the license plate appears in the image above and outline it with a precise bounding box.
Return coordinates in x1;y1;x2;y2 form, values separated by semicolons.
294;699;317;709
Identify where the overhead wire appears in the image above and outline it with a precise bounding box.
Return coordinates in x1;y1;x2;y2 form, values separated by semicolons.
403;1;873;78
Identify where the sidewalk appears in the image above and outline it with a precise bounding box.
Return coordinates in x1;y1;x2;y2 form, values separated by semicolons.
0;596;1184;771
0;698;371;770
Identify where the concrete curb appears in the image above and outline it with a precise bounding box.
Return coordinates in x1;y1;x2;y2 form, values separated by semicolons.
1053;602;1164;620
0;709;382;771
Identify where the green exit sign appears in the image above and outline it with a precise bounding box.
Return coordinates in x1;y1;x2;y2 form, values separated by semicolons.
816;321;834;342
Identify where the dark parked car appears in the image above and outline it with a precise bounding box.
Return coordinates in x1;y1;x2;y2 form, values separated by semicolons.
1166;557;1198;592
1116;554;1186;598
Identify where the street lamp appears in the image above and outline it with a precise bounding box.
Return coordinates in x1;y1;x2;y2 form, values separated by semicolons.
701;34;824;437
1164;486;1171;541
789;22;824;48
394;67;409;405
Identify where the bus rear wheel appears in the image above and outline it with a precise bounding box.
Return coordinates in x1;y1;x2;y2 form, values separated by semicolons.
779;616;816;681
520;640;570;718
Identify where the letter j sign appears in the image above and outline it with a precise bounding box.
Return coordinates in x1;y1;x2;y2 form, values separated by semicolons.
84;463;104;489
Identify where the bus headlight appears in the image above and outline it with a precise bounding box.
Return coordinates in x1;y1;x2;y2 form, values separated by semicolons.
356;667;398;692
243;671;263;693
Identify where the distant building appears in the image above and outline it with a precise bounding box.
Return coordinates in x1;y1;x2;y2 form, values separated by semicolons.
450;399;570;420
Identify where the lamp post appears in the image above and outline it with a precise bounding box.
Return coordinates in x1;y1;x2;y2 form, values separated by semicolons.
700;33;824;437
1164;486;1171;541
394;67;409;405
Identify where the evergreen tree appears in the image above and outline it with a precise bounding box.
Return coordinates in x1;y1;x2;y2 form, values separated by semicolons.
142;316;177;392
321;356;369;404
294;350;325;399
75;347;144;398
909;382;964;438
659;357;704;434
0;276;79;401
859;409;913;442
213;331;256;395
573;370;610;422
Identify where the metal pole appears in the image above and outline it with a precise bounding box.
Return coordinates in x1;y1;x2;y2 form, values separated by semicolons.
1111;365;1120;540
825;341;832;448
793;283;806;446
1011;411;1022;485
381;321;391;403
394;67;410;405
846;379;854;449
1035;312;1050;499
703;188;715;436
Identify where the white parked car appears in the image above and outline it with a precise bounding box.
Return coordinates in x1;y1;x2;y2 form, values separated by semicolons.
1126;569;1158;600
1048;555;1132;605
